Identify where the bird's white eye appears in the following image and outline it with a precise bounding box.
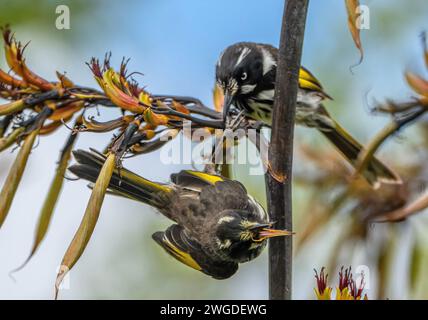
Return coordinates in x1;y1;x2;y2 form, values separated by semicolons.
241;72;248;81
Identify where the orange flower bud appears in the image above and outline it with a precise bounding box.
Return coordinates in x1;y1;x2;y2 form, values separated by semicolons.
405;72;428;97
143;108;169;127
172;100;190;114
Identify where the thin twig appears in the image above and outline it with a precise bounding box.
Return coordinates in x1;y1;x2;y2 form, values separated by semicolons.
374;190;428;222
355;104;426;178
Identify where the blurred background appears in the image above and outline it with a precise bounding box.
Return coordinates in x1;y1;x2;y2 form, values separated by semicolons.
0;0;427;299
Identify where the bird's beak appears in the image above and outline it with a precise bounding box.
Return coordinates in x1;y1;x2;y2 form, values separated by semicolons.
258;228;294;239
250;223;294;241
222;91;234;120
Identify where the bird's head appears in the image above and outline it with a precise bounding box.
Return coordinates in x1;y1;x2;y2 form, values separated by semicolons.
213;210;292;263
215;42;276;116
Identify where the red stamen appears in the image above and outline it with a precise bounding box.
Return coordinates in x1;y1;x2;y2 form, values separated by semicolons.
314;267;328;294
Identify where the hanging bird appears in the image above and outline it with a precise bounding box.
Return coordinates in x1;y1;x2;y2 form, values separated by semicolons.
215;42;401;188
68;149;292;279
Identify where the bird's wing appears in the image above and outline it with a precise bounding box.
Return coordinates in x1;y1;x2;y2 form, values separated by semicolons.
257;43;331;98
199;179;250;211
152;224;238;279
299;67;323;91
299;66;332;99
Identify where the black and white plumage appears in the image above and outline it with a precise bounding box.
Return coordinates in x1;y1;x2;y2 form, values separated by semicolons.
216;42;330;125
69;149;292;279
216;42;402;188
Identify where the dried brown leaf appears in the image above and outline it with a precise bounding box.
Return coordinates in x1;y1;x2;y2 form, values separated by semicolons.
345;0;364;66
54;153;116;299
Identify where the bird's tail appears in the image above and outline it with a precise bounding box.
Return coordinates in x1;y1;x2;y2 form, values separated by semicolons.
314;111;402;188
68;149;172;208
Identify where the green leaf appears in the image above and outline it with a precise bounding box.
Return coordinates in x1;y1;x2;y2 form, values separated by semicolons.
0;129;38;228
13;131;78;272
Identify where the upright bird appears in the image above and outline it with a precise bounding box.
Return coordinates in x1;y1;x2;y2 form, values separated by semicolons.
69;149;292;279
216;42;401;188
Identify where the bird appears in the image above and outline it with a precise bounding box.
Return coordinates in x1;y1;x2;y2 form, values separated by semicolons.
215;42;401;188
68;149;292;279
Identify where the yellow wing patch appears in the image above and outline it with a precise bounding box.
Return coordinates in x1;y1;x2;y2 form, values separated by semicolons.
185;170;224;185
163;237;202;271
299;67;323;92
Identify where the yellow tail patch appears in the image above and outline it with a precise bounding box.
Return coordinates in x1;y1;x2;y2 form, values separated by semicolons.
119;168;172;193
185;171;224;185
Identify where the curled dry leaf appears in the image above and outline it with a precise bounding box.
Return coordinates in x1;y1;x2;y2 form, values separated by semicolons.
55;153;116;299
345;0;364;66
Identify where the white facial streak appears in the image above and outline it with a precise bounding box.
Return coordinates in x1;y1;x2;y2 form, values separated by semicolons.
256;89;275;100
247;194;267;220
218;215;235;225
241;84;257;94
260;47;276;75
235;47;251;67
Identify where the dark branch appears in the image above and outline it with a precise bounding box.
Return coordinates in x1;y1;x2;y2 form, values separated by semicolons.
267;0;309;300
